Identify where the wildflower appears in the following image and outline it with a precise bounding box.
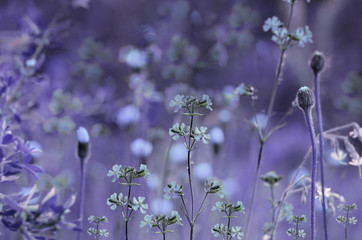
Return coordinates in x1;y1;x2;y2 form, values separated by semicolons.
169;123;190;140
119;46;148;68
132;196;148;214
261;171;282;186
140;214;154;232
194;126;211;144
212;201;224;213
169;95;185;112
205;178;221;194
116;104;140;127
271;27;289;47
263;16;282;32
163;181;183;199
107;164;122;182
200;94;213;111
231;226;244;239
150;198;173;215
106;193;127;210
169;143;188;163
294;26;313;47
194;162;213;181
210;127;225;144
136;164;150;180
170;210;183;225
211;223;227;237
234;201;246;214
130;138;153;158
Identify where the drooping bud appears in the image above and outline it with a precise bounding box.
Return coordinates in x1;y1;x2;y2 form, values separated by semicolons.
77;127;90;160
310;51;325;75
297;86;315;112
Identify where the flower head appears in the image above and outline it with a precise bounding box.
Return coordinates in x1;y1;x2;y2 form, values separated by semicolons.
170;95;185;113
194;126;211;144
132;196;149;214
107;164;122;182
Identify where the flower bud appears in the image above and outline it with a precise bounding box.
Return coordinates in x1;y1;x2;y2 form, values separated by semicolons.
297;86;315;111
77;127;90;160
310;51;325;75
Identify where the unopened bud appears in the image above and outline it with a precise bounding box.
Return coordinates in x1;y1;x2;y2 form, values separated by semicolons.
297;86;315;111
310;51;325;75
77;127;90;160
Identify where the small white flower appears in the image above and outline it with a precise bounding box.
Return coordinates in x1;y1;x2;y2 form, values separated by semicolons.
151;198;173;215
130;138;153;158
169;143;188;163
231;226;244;239
140;214;154;232
77;127;89;143
171;210;183;225
210;127;225;144
119;46;148;68
170;95;184;113
194;162;213;182
263;16;282;32
194;126;211;144
107;164;122;182
132;196;148;214
116;104;140;126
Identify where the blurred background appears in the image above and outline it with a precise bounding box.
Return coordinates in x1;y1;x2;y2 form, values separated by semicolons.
0;0;361;239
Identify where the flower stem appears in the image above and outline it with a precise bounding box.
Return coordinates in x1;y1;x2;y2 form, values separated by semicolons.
304;109;317;240
244;139;265;239
187;112;195;240
124;184;132;240
77;159;87;240
314;73;328;240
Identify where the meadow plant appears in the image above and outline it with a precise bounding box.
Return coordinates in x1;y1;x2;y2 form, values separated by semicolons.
286;215;307;239
87;215;109;239
211;200;246;240
246;0;314;237
140;210;183;239
167;94;221;240
106;164;150;240
336;203;358;240
310;51;328;240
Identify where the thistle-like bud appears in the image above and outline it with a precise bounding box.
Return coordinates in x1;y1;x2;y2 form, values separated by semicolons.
310;51;325;75
77;127;90;160
297;86;315;112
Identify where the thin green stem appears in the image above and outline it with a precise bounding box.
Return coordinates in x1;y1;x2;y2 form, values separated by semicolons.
194;192;209;221
124;184;132;240
314;73;328;240
305;109;317;240
227;215;231;240
270;185;275;223
77;159;87;240
187;111;195;240
345;210;349;240
244;139;265;239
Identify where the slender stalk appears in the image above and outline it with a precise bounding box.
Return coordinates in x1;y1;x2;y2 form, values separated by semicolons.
194;192;208;221
124;184;132;240
187;112;195;240
345;211;349;240
244;139;264;239
314;73;328;240
304;109;317;240
77;160;87;240
227;215;231;240
270;185;275;222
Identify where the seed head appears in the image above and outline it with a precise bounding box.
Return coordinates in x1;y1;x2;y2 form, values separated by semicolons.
310;51;325;75
77;127;90;160
297;86;315;111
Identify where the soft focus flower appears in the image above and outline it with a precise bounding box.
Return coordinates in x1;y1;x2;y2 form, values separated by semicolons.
201;94;213;111
146;174;160;189
263;16;282;32
194;162;213;181
119;45;148;68
27;141;43;158
210;127;225;144
132;196;148;214
252;113;268;130
107;164;122;182
116;104;140;126
211;223;226;237
170;94;184;113
218;109;232;123
171;210;183;226
130;138;153;158
140;214;154;232
222;177;238;199
194;126;211;144
230;226;244;239
151;198;173;215
169;143;188;163
212;201;223;213
77;126;89;143
163;181;183;200
169;123;190;140
107;193;127;210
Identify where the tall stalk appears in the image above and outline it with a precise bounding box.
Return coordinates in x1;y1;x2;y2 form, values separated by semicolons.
310;51;328;240
297;86;317;240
